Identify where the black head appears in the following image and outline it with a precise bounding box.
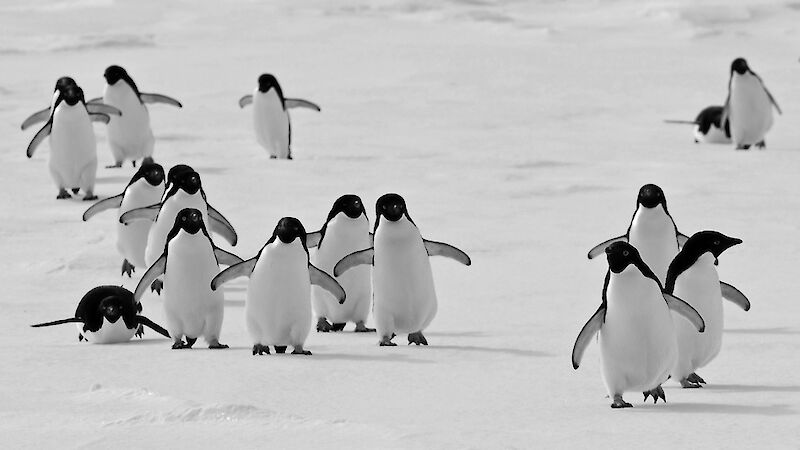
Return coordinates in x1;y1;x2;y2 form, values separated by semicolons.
376;193;408;223
328;194;366;221
273;217;307;244
683;231;742;259
54;76;76;93
637;184;666;209
174;208;205;235
605;241;644;274
176;170;202;195
128;162;165;188
257;74;281;93
731;58;749;75
167;164;194;188
62;85;85;106
98;296;123;323
104;65;128;85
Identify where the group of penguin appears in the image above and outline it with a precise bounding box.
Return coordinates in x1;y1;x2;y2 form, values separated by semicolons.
21;66;319;200
572;184;751;408
668;57;781;149
32;160;472;354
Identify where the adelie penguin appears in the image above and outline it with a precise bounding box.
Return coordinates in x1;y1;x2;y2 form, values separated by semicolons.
134;208;242;349
20;76;120;131
211;217;345;356
89;65;182;168
721;58;781;150
665;231;750;388
588;184;688;285
306;195;374;333
665;105;731;144
82;162;166;277
238;73;320;160
31;285;170;344
25;84;122;200
334;194;471;347
572;242;705;408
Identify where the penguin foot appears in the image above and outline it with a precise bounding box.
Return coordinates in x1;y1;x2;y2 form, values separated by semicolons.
78;333;84;342
252;344;270;355
208;342;229;349
331;322;346;332
408;331;428;346
274;346;287;354
269;155;277;159
680;378;703;389
105;162;123;168
71;188;80;194
736;144;751;150
83;194;98;201
379;335;397;346
185;337;197;348
643;386;667;403
756;140;766;149
354;321;376;333
316;317;332;332
57;189;71;199
611;395;633;409
121;259;135;278
687;373;706;384
291;346;312;355
135;324;144;338
172;340;190;349
151;279;163;295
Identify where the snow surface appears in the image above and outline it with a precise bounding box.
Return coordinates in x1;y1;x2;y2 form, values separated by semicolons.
2;0;800;448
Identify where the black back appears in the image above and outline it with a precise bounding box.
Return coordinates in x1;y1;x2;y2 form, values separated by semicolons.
665;231;742;293
104;65;142;100
74;286;140;332
695;105;730;137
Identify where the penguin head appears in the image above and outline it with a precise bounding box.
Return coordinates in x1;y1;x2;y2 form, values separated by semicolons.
104;65;128;85
273;217;307;244
731;58;749;75
98;296;123;324
54;76;76;93
174;208;205;235
176;170;202;195
637;184;666;209
166;164;194;189
683;231;742;263
142;163;165;186
329;194;366;221
376;193;408;223
62;85;85;106
257;74;281;93
605;241;644;274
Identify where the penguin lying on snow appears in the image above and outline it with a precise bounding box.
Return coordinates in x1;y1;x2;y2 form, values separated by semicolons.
573;242;705;408
20;76;121;131
31;285;169;344
665;105;731;144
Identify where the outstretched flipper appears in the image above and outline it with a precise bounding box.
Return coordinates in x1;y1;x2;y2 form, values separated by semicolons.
333;248;374;277
86;103;122;116
139;93;183;108
572;305;605;369
664;293;705;332
587;236;626;259
209;215;238;246
677;233;689;247
21;108;51;130
86;97;103;104
26;121;52;158
285;98;321;111
720;282;751;311
89;113;111;124
119;204;160;224
423;239;471;265
663;119;698;125
214;247;244;266
135;315;170;338
134;255;166;302
210;258;257;290
31;317;84;328
82;193;124;221
309;264;346;304
238;95;253;108
306;231;322;248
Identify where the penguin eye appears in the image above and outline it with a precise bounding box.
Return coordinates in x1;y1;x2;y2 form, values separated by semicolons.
713;240;720;246
622;250;630;257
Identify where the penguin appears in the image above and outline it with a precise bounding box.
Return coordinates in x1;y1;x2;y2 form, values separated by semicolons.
134;208;242;349
31;285;170;344
20;77;122;131
665;231;750;388
587;184;688;284
238;73;320;160
90;65;182;168
25;84;121;200
721;58;781;150
334;193;471;346
306;195;374;333
82;162;166;277
211;217;345;356
572;242;705;408
664;105;731;144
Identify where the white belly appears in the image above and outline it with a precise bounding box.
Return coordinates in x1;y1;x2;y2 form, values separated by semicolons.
104;84;154;159
729;74;773;146
246;242;311;346
79;318;136;344
48;104;97;189
253;90;290;158
117;179;165;268
145;191;209;265
628;207;679;284
695;124;731;144
599;266;677;395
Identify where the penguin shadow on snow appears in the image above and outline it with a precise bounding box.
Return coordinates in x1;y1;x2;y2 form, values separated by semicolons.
703;383;800;394
725;326;800;335
425;344;553;358
308;352;433;365
633;402;795;416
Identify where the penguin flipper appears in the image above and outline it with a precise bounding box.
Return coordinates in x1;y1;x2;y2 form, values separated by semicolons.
720;282;751;311
587;236;626;259
139;93;183;108
135;315;170;338
309;264;346;304
31;317;83;328
664;293;705;332
82;193;124;221
238;95;253;108
285;98;321;112
572;305;605;369
134;255;166;302
209;215;238;246
333;248;374;277
89;113;111;124
663;119;698;125
86;97;104;104
211;258;256;290
677;232;689;247
21;107;51;130
26;121;52;158
306;231;322;248
119;204;161;224
423;239;471;266
86;103;122;116
214;247;244;266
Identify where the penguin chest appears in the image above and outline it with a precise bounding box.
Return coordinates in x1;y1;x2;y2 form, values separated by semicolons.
695;124;730;144
145;192;208;265
104;85;153;147
49;105;96;170
253;91;290;156
164;234;222;316
247;243;311;334
117;181;164;267
672;255;723;363
628;208;678;283
729;75;773;145
80;318;135;344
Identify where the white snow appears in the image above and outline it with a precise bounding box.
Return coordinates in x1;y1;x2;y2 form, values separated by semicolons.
2;0;800;448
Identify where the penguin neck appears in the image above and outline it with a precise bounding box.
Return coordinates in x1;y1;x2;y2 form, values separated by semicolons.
167;229;211;256
326;214;368;238
631;205;670;228
375;216;419;243
263;239;308;265
607;265;658;307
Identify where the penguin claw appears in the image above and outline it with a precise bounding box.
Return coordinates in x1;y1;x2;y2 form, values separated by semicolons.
151;279;163;295
208;342;229;349
643;387;667;403
172;340;188;349
354;321;376;333
274;346;287;354
316;318;332;332
611;395;632;409
680;379;703;388
135;324;144;338
121;260;135;278
407;331;428;346
185;337;197;348
71;188;80;194
78;334;84;342
330;323;346;332
252;344;270;355
105;162;123;169
379;335;397;346
291;347;312;355
57;189;71;199
83;195;98;201
687;373;706;384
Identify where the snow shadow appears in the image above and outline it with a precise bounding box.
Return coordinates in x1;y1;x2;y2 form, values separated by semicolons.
274;352;434;365
427;344;553;358
634;402;795;416
725;327;800;335
704;384;800;393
